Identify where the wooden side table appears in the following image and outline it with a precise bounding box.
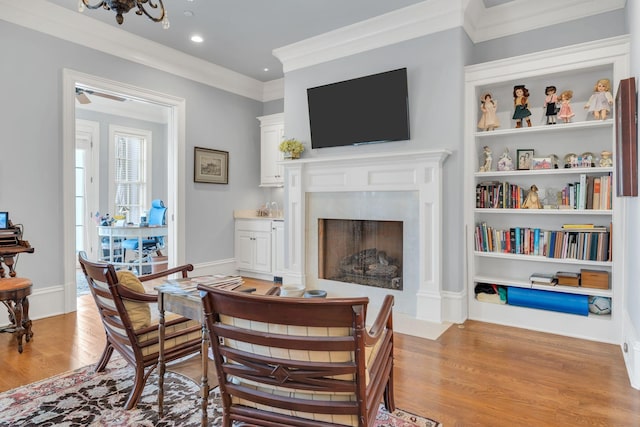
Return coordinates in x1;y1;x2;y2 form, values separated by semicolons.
0;277;33;353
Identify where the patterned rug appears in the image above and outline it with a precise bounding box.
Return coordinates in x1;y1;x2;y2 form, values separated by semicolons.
0;358;441;426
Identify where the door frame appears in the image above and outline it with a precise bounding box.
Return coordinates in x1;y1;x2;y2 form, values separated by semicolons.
75;119;101;262
62;69;186;313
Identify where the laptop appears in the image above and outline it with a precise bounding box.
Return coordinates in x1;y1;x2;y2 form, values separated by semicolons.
0;212;8;229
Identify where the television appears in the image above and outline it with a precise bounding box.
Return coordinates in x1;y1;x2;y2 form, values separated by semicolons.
307;68;410;149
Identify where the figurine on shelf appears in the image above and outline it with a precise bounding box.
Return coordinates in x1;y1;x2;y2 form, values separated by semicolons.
543;86;559;125
600;150;613;167
512;85;532;128
497;148;514;171
584;78;613;120
522;184;543;209
558;90;575;123
477;93;500;131
479;145;493;172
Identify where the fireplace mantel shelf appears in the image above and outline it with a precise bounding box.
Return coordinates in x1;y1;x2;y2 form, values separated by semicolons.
278;149;451;166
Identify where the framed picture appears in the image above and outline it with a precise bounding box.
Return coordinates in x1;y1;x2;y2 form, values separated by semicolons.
517;149;534;170
531;157;552;170
194;147;229;184
615;77;638;196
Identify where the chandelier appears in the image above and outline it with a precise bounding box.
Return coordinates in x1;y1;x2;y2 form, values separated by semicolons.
78;0;170;28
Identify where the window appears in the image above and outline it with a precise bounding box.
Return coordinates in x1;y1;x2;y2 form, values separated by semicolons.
109;126;152;223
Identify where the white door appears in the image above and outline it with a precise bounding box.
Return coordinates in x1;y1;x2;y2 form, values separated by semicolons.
75;120;100;263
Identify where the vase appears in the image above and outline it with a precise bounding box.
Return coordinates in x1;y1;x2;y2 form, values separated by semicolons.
284;152;300;160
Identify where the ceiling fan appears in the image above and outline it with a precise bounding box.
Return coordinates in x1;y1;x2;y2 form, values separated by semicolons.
75;87;127;104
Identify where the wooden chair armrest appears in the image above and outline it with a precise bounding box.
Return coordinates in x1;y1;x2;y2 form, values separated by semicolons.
118;285;158;303
365;294;394;346
138;264;194;282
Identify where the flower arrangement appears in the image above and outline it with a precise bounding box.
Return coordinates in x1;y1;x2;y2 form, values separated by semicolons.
278;138;304;159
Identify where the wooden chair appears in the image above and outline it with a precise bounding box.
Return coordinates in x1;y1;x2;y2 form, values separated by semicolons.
78;251;202;409
198;286;395;427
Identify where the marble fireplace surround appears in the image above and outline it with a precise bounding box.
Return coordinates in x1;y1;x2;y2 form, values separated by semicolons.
281;149;451;333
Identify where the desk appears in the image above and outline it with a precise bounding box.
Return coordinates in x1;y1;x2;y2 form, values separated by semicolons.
156;277;254;427
97;225;167;274
0;243;35;278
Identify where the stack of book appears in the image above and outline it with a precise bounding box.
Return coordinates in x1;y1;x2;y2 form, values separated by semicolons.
529;273;557;286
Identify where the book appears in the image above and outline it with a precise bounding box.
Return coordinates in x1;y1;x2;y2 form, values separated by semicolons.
562;224;594;229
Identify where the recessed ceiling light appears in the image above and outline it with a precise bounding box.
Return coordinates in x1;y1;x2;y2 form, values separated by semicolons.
191;35;204;43
183;10;194;17
263;68;269;72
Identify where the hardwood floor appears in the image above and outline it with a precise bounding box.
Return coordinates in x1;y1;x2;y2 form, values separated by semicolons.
1;277;639;426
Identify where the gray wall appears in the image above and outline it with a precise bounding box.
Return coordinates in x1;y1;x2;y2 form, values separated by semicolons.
0;20;265;289
284;28;471;293
75;109;168;215
625;1;640;339
282;11;627;293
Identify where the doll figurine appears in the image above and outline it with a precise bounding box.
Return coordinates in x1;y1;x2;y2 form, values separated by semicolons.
558;90;575;123
497;148;514;171
479;146;492;172
522;184;542;209
512;85;532;128
584;78;613;120
477;93;500;131
543;86;558;125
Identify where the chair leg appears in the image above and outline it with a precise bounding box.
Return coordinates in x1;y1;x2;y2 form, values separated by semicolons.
124;366;147;409
95;342;114;372
383;363;395;413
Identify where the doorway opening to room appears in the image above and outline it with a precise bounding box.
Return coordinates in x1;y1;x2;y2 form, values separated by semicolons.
64;70;185;310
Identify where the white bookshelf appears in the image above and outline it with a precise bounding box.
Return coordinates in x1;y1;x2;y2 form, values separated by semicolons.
464;36;629;344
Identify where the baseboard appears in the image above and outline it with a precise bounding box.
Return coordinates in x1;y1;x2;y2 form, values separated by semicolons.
190;258;237;277
0;284;66;326
622;310;640;390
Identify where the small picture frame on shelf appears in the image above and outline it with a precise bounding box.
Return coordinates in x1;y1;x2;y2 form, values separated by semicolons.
517;149;534;170
531;157;553;170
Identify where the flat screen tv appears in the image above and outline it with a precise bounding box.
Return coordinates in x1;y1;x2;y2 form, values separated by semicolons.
307;68;410;149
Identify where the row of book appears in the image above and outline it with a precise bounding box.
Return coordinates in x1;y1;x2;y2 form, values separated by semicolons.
475;173;612;210
474;223;611;261
559;173;612;210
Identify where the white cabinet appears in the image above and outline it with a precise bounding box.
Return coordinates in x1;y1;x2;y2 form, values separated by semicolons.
271;220;284;280
464;37;629;343
235;218;285;280
258;113;284;187
235;219;272;275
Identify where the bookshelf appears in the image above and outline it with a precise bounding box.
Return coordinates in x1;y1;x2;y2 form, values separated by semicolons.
464;36;629;343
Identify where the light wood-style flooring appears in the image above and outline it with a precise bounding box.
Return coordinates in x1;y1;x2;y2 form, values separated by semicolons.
1;277;639;426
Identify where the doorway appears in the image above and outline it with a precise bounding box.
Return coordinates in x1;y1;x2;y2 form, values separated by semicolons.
63;69;186;312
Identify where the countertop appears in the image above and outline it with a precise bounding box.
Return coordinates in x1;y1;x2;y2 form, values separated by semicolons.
234;209;284;221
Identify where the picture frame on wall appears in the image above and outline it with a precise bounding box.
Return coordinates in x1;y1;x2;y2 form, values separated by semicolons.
194;147;229;184
517;149;534;170
615;77;638;196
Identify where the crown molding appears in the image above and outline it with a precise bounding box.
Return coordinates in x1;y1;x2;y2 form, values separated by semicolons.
464;0;626;43
0;0;269;102
273;0;465;74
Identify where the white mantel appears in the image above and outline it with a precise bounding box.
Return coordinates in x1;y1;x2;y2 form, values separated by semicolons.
281;150;450;325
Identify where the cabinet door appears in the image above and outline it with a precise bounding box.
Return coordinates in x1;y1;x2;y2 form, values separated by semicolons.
272;221;284;277
235;230;255;271
260;123;284;186
253;230;272;273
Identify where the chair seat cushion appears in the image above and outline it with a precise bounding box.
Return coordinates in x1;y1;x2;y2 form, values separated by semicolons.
116;270;151;329
136;316;201;357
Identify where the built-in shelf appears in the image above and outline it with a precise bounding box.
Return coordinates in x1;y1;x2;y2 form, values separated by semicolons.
474;119;613;138
474;251;612;266
474;208;611;215
474;274;612;297
475;166;613;178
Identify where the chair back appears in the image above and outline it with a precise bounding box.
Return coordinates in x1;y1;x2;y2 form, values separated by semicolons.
148;199;167;226
199;286;394;427
78;251;143;359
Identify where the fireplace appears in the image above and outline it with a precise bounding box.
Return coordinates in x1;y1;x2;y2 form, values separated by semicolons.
281;149;450;325
318;219;403;289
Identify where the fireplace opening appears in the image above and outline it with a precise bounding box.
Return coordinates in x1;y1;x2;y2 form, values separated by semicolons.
318;218;403;290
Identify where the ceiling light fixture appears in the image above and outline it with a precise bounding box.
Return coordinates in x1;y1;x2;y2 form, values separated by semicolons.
190;35;204;43
78;0;170;28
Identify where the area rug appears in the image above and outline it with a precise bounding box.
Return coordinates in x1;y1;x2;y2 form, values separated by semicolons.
0;358;441;427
